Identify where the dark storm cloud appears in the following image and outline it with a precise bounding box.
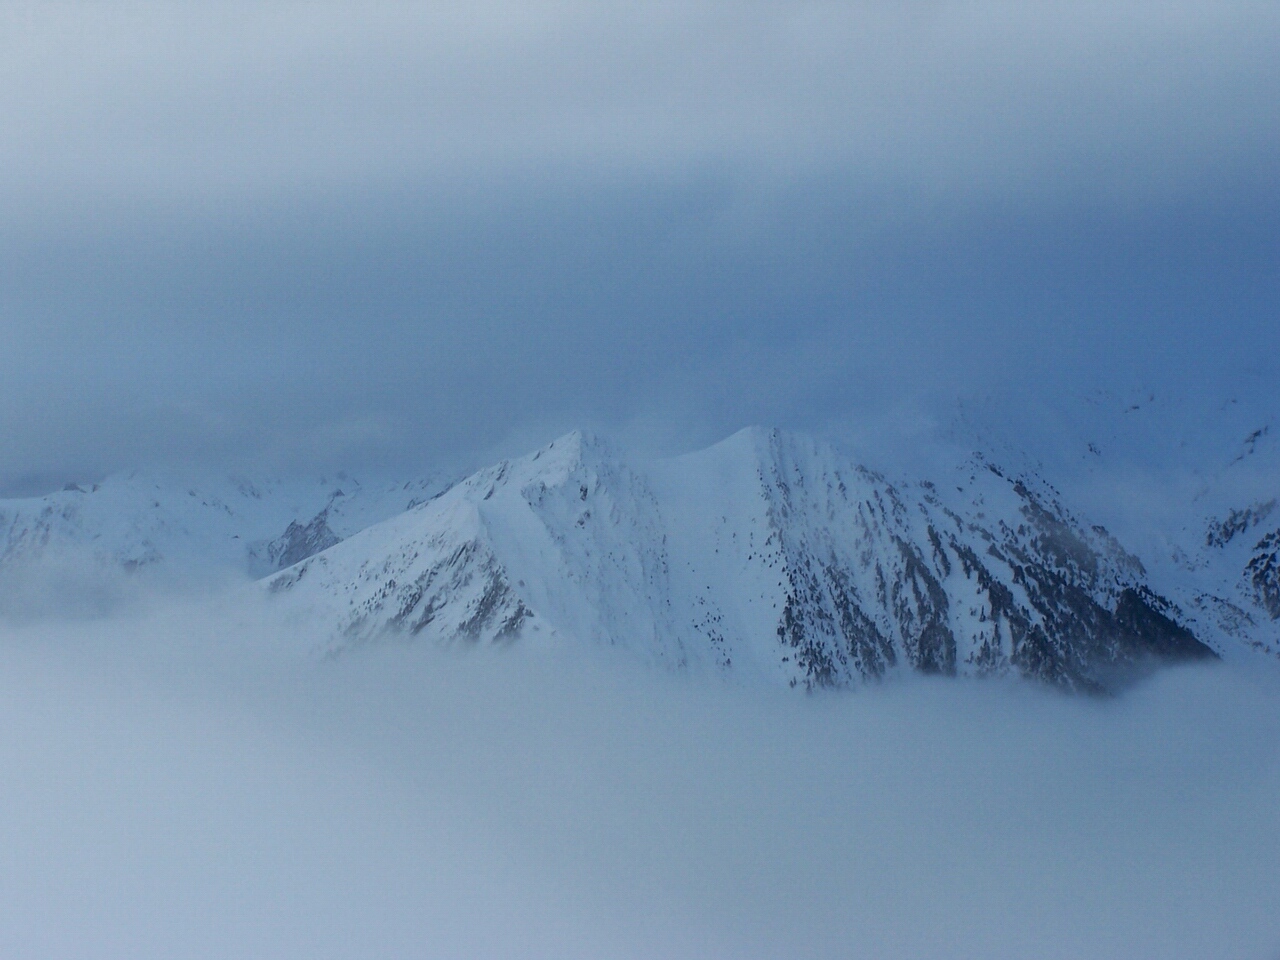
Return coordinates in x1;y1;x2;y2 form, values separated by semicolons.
1;3;1277;487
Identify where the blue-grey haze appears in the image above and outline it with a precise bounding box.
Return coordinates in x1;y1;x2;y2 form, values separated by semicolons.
2;611;1278;960
1;3;1277;490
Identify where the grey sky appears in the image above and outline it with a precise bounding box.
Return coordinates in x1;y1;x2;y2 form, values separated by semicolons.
2;2;1278;490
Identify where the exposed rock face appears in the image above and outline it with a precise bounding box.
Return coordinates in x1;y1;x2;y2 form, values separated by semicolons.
270;428;1216;691
266;508;342;569
1206;500;1276;548
1246;530;1280;620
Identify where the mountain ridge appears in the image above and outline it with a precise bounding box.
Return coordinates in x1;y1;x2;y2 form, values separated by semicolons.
268;426;1221;691
4;422;1274;688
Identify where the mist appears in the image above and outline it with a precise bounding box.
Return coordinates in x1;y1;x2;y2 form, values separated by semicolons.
2;590;1278;959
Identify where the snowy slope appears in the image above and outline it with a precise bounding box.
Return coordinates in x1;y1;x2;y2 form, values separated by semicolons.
1147;424;1280;658
947;386;1280;659
0;471;448;615
269;428;1215;691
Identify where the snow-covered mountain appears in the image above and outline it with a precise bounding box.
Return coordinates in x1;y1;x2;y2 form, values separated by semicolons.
0;471;447;615
7;415;1271;691
268;428;1217;692
946;385;1280;660
1142;424;1280;659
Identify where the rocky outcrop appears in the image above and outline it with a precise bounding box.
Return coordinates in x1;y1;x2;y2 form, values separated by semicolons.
1246;530;1280;620
266;508;342;569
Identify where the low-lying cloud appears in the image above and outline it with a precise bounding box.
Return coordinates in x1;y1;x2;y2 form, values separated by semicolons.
1;588;1278;959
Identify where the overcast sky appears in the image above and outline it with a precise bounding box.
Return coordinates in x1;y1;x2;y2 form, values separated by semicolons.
2;2;1277;491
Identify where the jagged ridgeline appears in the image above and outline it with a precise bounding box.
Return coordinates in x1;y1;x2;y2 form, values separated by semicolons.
269;429;1215;692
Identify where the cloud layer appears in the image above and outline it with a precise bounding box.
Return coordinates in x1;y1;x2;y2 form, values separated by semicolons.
1;603;1278;959
1;3;1277;488
5;3;1278;203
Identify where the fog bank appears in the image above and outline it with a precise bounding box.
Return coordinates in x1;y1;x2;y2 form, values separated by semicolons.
0;601;1277;959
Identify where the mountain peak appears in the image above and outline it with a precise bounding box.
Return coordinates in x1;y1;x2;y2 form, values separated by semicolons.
269;427;1223;691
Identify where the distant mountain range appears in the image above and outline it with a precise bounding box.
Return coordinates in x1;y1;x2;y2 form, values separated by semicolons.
0;472;446;617
3;414;1277;691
